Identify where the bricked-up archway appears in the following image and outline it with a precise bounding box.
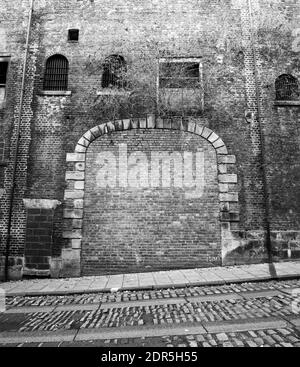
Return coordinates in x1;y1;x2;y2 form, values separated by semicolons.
62;115;240;277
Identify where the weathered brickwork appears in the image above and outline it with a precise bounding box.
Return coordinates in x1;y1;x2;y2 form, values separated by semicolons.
0;0;299;279
83;129;220;275
62;116;239;277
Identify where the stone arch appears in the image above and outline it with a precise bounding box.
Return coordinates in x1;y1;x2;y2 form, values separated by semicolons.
61;115;240;277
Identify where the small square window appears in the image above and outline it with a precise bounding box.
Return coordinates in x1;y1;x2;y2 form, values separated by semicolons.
68;29;79;42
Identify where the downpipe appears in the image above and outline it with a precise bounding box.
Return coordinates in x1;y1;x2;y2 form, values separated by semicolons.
247;0;273;263
4;0;34;281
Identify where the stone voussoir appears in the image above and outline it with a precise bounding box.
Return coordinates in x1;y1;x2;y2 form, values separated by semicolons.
208;132;219;143
146;114;156;129
75;144;87;153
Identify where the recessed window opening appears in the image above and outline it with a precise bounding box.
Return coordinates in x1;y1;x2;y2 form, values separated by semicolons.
0;60;9;105
275;74;299;101
159;61;200;89
68;29;79;42
102;55;127;89
43;54;69;91
0;62;8;86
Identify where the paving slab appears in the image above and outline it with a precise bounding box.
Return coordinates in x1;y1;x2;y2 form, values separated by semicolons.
0;330;76;344
203;318;288;334
75;322;206;341
100;297;187;310
1;261;300;297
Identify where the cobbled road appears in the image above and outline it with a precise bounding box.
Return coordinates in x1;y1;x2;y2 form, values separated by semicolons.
1;279;300;347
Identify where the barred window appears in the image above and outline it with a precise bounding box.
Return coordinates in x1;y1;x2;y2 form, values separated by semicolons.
102;55;127;89
275;74;299;101
43;55;69;91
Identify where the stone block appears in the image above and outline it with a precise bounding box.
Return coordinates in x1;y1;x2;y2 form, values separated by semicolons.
74;199;84;209
219;193;239;202
131;118;139;129
219;184;229;193
188;122;196;133
106;122;116;133
73;219;83;229
64;190;84;200
218;155;236;164
83;130;94;142
195;125;204;136
213;139;225;149
139;118;147;129
147;114;156;129
115;120;123;131
123;119;131;130
201;127;213;139
65;171;85;181
63;230;82;239
216;146;228;155
218;174;238;184
208;132;219;143
63;209;84;219
74;181;85;190
75;144;87;153
78;137;89;148
171;117;182;130
218;164;227;174
156;117;164;129
72;239;82;249
98;123;107;134
90;126;102;138
66;153;85;162
75;162;85;171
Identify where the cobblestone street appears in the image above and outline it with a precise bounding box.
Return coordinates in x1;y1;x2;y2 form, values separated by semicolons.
1;279;300;347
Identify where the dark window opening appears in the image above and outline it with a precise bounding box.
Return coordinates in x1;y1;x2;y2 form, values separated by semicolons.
275;74;299;101
43;54;69;91
0;62;8;86
68;29;79;42
102;55;127;89
159;62;200;88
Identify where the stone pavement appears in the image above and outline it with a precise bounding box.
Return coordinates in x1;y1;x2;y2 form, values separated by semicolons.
1;279;300;347
1;261;300;297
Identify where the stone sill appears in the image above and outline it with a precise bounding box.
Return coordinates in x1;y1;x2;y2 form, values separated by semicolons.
38;91;72;96
97;90;131;97
274;100;300;106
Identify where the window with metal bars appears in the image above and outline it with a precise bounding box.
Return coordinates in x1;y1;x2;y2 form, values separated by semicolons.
275;74;299;101
102;55;127;89
43;55;69;91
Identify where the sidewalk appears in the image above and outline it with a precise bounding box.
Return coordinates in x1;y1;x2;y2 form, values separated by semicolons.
1;261;300;297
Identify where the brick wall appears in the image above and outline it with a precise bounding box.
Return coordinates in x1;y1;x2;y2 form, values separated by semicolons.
82;129;221;275
0;0;299;279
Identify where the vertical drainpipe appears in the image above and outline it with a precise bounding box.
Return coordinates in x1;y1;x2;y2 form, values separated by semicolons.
247;0;272;263
4;0;34;281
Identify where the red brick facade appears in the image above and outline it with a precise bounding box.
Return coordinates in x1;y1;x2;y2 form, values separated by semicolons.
0;0;299;279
